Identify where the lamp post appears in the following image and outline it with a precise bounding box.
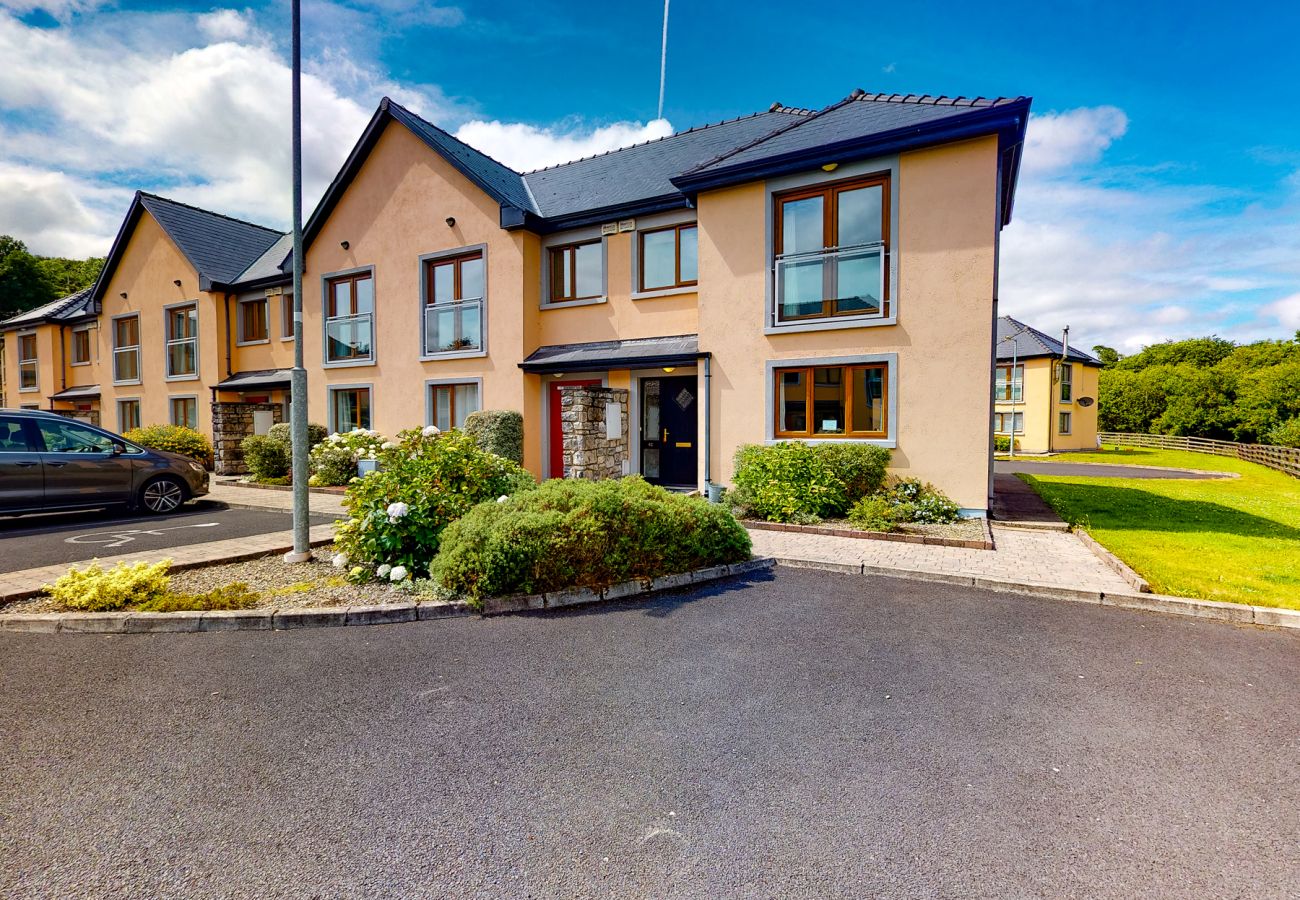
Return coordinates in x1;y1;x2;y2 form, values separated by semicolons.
285;0;311;564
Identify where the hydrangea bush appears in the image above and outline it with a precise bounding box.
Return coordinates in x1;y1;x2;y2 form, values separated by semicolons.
847;477;961;532
308;428;388;486
332;427;535;579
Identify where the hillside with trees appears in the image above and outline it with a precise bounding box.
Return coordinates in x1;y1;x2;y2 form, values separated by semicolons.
1094;335;1300;447
0;235;105;318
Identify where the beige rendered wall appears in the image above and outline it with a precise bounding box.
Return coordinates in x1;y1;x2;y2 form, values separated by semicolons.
698;136;1000;511
998;358;1101;453
1053;362;1100;450
997;357;1052;453
303;121;543;474
4;324;61;407
97;212;221;434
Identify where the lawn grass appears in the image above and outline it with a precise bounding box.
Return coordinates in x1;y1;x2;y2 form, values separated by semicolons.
1019;447;1300;610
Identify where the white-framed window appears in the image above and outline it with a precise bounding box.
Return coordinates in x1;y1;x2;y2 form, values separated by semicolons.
329;385;371;432
238;297;269;344
995;364;1024;403
113;315;141;384
169;396;198;430
17;332;38;391
1059;362;1073;403
994;411;1024;434
118;399;141;433
165;303;198;378
324;271;374;365
71;325;94;366
427;381;480;431
422;249;485;357
1059;411;1072;435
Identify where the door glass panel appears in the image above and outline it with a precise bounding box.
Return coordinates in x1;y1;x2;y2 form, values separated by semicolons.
642;379;661;438
779;370;806;433
353;276;374;314
642;230;676;290
781;195;823;254
461;256;484;300
679;226;698;283
851;367;885;433
812;368;845;434
574;242;602;298
837;184;882;247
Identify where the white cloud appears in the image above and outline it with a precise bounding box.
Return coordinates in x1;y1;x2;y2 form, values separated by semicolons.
1261;293;1300;331
1021;106;1128;174
0;0;104;21
453;117;675;172
197;8;256;42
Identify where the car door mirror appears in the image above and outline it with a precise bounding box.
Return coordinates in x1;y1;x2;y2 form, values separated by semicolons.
111;442;126;456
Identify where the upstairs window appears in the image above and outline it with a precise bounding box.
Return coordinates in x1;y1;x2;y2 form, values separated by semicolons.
239;297;269;343
165;304;198;378
281;294;295;340
639;224;698;292
1059;362;1073;402
325;272;374;364
774;174;889;323
423;251;484;356
774;363;887;439
548;240;602;303
995;364;1024;402
71;327;93;366
17;333;37;391
113;316;140;384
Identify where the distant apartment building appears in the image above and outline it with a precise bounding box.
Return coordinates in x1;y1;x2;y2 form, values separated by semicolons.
994;316;1102;453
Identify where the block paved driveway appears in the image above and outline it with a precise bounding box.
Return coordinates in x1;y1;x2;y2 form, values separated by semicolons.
2;568;1297;899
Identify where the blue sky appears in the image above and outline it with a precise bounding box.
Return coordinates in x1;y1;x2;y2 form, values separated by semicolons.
2;0;1299;351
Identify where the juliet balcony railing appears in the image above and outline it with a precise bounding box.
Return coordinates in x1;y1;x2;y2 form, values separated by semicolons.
325;313;374;363
773;242;887;325
423;298;483;356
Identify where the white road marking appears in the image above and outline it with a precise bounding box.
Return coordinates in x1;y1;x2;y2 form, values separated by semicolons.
64;522;222;549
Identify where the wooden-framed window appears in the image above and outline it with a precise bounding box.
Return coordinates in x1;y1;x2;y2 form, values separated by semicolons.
773;173;890;322
71;326;93;366
169;396;198;430
117;399;141;433
995;364;1024;402
324;272;374;363
239;297;269;344
165;304;198;377
428;382;480;431
280;294;295;340
17;333;38;391
639;223;698;292
774;363;888;438
329;386;371;432
994;411;1024;434
1058;362;1073;402
1059;411;1072;435
112;315;140;384
547;240;602;303
423;250;484;355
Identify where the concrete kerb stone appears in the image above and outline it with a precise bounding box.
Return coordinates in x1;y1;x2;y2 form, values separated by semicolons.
345;603;418;626
0;614;64;633
1074;529;1152;594
1101;591;1256;624
199;609;274;632
272;608;348;629
1251;605;1300;629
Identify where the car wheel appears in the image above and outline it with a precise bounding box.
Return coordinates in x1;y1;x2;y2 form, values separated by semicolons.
139;476;187;514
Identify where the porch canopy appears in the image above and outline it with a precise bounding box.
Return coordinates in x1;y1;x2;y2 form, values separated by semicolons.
49;384;100;401
519;334;706;374
215;368;293;391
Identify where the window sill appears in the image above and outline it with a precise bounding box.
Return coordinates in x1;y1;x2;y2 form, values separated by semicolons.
631;287;698;301
18;387;40;393
165;374;200;382
540;296;606;310
765;314;896;335
236;339;271;347
323;358;375;369
280;336;295;343
112;380;143;387
766;436;896;449
70;361;91;367
420;348;488;362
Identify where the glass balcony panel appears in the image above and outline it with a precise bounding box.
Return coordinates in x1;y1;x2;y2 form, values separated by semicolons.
325;314;373;362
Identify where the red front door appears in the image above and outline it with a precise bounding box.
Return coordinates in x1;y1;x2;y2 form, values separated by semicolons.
548;379;601;478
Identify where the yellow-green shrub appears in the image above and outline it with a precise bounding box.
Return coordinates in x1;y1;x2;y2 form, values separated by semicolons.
138;583;260;612
45;559;172;611
124;425;213;468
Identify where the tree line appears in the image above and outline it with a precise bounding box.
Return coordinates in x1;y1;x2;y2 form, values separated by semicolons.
0;235;105;319
1093;335;1300;447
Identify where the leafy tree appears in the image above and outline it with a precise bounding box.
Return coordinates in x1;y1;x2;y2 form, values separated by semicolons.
0;236;56;317
1114;336;1236;371
35;255;104;296
1092;345;1122;368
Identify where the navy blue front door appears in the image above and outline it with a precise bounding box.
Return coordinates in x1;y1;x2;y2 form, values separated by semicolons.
640;376;697;488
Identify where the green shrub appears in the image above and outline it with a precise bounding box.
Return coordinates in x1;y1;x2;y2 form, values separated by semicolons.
883;478;962;524
994;435;1010;453
124;425;212;468
333;428;535;578
138;583;261;612
241;434;290;481
431;477;752;602
463;410;524;464
813;443;891;501
731;442;847;522
308;428;387;486
267;421;328;450
847;495;902;532
1266;418;1300;448
45;559;171;611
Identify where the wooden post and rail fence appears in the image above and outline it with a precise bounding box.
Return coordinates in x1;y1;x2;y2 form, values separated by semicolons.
1097;432;1300;479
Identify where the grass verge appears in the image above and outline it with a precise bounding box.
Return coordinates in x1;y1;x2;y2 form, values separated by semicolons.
1019;447;1300;609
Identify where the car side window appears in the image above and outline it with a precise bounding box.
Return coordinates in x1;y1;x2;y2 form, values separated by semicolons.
37;419;116;454
0;416;36;453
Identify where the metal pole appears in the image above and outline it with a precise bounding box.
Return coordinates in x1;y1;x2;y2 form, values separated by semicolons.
657;0;670;120
1009;341;1018;460
285;0;311;563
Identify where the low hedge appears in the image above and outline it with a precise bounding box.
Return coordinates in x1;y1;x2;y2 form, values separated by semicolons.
730;441;891;523
123;425;213;468
430;476;752;602
463;410;524;464
267;421;328;451
242;434;290;480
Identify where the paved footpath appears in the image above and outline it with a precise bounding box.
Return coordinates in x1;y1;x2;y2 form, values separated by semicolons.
749;523;1135;595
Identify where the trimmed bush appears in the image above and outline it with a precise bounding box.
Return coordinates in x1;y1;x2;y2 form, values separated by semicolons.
45;559;171;611
463;410;524;464
847;495;902;532
730;442;847;523
993;435;1021;453
333;427;535;578
124;425;212;468
267;421;328;450
241;434;290;481
431;477;752;602
813;443;891;501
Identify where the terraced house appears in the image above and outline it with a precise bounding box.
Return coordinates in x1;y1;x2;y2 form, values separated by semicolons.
2;88;1031;515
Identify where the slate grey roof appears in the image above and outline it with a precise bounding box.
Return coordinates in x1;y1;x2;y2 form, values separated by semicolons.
50;384;100;400
138;193;284;286
519;334;703;373
997;316;1101;365
233;233;293;285
216;368;293;390
0;287;96;331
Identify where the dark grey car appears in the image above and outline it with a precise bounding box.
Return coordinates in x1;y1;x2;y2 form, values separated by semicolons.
0;409;208;516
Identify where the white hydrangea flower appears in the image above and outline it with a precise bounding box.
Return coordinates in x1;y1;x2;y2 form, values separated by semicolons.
328;433;341;443
389;565;408;582
386;501;409;519
376;564;392;578
381;441;396;450
331;552;348;568
422;425;440;437
496;495;509;503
